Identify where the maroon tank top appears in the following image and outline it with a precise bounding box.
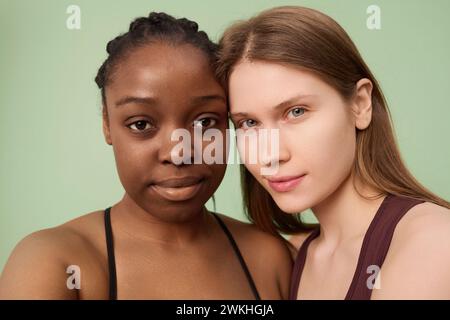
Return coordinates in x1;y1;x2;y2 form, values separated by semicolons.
289;194;425;300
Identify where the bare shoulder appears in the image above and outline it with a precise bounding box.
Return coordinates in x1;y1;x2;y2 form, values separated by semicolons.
213;213;293;299
30;209;107;258
372;202;450;299
399;200;449;226
392;201;450;248
214;213;292;262
0;210;107;299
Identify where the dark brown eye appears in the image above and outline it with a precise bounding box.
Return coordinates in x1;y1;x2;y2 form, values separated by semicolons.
129;120;152;132
193;117;217;129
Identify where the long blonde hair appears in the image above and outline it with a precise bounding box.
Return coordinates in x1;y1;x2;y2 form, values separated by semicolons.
216;6;450;236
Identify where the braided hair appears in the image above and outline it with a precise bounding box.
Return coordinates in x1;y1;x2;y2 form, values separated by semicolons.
95;12;218;105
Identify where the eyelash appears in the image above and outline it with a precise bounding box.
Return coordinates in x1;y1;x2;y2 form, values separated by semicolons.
236;106;307;129
286;106;306;119
127;116;218;134
237;119;257;130
128;120;155;133
193;117;218;129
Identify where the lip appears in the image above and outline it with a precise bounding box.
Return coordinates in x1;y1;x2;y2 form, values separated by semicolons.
265;174;306;193
149;176;205;202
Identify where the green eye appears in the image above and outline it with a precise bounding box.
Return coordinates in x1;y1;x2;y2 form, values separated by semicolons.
287;107;305;119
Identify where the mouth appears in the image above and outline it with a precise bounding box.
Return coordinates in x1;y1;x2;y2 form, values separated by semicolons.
149;176;205;202
265;174;306;193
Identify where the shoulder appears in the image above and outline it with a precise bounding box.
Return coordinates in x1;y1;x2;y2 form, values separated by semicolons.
214;213;292;262
372;201;450;299
33;209;107;257
213;213;293;299
392;201;450;250
0;210;106;299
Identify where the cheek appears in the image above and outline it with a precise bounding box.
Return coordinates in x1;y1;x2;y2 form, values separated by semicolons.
201;127;228;164
236;130;263;167
305;108;356;185
110;130;155;191
236;135;266;185
207;163;227;189
237;138;267;189
113;145;146;192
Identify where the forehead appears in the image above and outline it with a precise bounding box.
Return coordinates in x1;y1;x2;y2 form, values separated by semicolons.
228;60;336;110
106;43;223;100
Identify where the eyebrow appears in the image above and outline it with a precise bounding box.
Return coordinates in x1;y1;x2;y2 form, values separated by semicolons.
115;96;157;107
190;94;226;106
114;94;226;108
230;94;316;118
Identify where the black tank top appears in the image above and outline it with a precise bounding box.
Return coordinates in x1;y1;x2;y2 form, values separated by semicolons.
104;207;261;300
289;194;425;300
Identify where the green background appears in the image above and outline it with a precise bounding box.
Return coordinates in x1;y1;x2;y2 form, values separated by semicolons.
1;0;449;271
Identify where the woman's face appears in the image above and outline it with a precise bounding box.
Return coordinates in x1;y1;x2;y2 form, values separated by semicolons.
229;61;360;213
103;43;228;222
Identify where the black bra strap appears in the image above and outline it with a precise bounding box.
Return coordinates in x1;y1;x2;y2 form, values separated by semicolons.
104;207;117;300
104;208;261;300
211;213;261;300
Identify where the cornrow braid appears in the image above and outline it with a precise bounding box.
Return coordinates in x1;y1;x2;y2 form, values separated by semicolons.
95;12;218;104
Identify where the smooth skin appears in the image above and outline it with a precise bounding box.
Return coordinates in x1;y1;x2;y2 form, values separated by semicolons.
0;44;292;300
229;60;450;299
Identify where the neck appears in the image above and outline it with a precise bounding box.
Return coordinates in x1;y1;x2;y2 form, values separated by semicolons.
311;171;386;248
111;193;213;246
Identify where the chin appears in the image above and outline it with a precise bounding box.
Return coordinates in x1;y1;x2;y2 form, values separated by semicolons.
272;193;313;214
133;192;208;224
147;203;206;223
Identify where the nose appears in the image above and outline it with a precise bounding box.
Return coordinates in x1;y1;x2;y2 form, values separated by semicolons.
157;126;196;165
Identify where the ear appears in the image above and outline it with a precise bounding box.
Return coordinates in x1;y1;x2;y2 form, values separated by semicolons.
102;105;112;145
351;78;373;130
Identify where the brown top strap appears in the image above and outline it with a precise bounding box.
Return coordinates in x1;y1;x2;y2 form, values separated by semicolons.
289;227;320;300
289;194;425;300
346;194;424;299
